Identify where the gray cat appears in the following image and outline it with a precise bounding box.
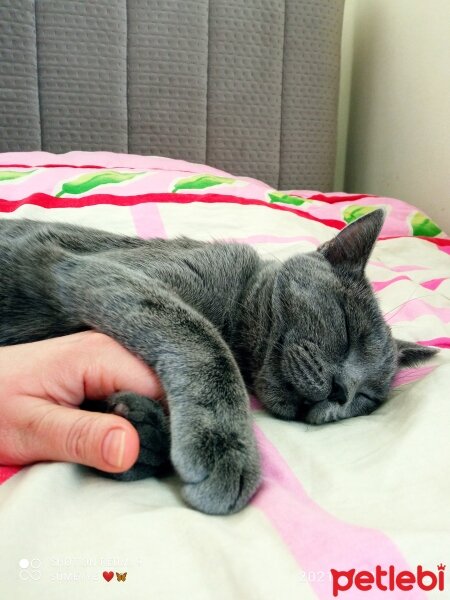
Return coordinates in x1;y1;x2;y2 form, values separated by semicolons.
0;209;436;514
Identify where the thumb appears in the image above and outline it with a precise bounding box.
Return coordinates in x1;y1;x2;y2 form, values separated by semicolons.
11;397;140;472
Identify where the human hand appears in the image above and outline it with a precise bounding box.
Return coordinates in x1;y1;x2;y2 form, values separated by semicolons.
0;331;163;473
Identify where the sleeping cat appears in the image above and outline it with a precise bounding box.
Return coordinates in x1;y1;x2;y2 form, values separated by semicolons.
0;210;436;514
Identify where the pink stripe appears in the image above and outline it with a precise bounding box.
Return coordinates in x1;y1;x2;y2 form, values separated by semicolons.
387;299;450;324
131;202;166;239
369;260;430;272
227;234;321;246
418;337;450;349
252;427;426;600
390;265;429;272
371;275;410;292
420;277;447;290
372;276;447;292
392;365;436;387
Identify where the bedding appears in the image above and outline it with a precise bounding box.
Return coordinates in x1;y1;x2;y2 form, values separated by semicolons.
0;151;449;599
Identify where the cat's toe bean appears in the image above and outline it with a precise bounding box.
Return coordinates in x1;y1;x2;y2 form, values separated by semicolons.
109;401;129;418
82;392;172;480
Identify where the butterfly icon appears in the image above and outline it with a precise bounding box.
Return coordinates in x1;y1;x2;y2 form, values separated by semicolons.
116;572;127;582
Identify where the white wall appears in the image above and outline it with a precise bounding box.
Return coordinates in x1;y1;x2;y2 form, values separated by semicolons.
335;0;450;234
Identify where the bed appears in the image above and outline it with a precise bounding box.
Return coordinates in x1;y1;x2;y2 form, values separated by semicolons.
0;151;448;599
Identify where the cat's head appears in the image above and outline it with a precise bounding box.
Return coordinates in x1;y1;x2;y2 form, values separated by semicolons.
255;209;437;424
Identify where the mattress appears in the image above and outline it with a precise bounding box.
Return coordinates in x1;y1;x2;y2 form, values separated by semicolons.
0;152;449;599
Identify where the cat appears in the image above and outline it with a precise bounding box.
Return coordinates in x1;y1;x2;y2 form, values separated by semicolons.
0;209;436;514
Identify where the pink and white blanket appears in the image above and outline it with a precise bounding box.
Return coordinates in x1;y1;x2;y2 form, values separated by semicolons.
0;152;449;599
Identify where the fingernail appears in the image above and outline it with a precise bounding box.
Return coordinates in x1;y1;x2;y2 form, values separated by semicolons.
102;429;126;468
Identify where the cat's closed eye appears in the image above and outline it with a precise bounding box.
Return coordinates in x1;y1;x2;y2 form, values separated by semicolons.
342;312;351;353
359;392;379;404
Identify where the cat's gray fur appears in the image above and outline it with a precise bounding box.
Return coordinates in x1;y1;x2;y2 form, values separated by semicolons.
0;210;436;514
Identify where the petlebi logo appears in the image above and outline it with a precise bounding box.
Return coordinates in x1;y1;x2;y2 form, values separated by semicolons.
331;563;446;597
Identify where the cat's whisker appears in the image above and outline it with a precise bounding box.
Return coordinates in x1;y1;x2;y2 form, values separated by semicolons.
382;291;435;323
212;237;285;267
256;250;284;265
232;294;274;327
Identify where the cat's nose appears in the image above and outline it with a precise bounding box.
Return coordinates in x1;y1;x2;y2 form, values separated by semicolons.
328;377;347;405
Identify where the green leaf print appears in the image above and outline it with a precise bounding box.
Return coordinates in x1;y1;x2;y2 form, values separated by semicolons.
0;170;37;181
410;211;441;237
268;191;309;206
172;174;235;193
55;171;145;197
343;205;379;224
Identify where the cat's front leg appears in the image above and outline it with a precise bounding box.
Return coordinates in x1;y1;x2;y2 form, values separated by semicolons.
54;259;261;514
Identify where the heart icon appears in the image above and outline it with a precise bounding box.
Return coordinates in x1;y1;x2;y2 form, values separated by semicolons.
103;571;114;582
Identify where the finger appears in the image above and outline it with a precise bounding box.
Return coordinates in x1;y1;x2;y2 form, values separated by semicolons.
8;397;140;472
78;332;165;402
9;331;164;407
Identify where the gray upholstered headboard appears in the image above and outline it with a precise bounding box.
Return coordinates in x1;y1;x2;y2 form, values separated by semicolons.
0;0;344;190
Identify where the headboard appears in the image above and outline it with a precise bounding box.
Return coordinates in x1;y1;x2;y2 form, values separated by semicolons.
0;0;345;190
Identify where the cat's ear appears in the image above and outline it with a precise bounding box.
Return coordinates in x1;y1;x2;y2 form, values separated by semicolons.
395;339;438;367
318;208;385;274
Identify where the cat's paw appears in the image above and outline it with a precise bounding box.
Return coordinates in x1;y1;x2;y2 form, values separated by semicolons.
82;392;172;480
171;420;261;515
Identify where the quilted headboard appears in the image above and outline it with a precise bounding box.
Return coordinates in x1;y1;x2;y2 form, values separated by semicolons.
0;0;345;190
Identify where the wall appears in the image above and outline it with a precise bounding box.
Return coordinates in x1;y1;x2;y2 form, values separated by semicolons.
335;0;450;234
